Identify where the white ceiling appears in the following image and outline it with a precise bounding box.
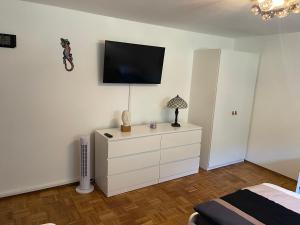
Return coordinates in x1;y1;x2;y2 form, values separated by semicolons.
23;0;300;37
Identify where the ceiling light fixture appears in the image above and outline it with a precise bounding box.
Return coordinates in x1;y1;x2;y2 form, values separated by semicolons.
251;0;300;21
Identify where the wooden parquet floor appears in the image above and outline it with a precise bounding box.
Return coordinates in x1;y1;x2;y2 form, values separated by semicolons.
0;162;296;225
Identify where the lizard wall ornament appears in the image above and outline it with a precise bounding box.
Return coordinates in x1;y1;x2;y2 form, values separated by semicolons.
60;38;74;72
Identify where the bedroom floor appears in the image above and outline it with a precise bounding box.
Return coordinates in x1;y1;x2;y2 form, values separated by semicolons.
0;162;296;225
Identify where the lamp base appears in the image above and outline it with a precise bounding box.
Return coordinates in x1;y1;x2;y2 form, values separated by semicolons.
121;125;131;132
171;123;181;127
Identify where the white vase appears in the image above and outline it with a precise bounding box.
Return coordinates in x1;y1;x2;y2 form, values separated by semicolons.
122;110;131;126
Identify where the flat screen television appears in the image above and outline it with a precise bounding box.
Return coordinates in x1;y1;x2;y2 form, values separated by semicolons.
103;41;165;84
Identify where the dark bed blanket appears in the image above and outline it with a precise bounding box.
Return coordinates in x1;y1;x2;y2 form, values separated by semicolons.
194;189;300;225
195;213;219;225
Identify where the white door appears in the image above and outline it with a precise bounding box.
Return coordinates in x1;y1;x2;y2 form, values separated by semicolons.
209;50;259;169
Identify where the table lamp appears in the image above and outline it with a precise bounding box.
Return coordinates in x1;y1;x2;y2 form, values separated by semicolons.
167;95;188;127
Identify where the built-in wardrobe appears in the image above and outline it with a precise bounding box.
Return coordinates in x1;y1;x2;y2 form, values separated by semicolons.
189;49;259;170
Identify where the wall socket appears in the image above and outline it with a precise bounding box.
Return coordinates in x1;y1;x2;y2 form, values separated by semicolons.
296;173;300;194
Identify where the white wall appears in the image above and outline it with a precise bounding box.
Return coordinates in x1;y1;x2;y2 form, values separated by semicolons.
0;0;233;197
235;33;300;180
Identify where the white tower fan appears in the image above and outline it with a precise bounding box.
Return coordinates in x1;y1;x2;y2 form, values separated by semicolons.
76;136;94;194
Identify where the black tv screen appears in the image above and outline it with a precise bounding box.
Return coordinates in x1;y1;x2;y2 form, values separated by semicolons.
103;41;165;84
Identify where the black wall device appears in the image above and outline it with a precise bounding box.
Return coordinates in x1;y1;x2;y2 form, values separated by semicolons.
0;33;16;48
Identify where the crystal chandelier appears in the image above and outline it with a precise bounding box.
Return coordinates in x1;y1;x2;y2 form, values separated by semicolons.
251;0;300;21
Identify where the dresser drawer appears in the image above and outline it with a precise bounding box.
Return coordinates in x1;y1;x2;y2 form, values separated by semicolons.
160;143;200;164
160;157;199;178
108;166;159;191
108;135;161;158
161;130;202;149
108;151;160;175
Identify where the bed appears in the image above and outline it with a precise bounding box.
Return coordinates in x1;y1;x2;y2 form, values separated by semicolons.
188;183;300;225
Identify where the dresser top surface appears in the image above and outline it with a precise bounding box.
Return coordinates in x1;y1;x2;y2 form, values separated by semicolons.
96;123;202;141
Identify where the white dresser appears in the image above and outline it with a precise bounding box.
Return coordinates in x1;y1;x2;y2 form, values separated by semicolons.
95;123;202;197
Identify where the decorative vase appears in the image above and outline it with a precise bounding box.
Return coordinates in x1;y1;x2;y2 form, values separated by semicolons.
121;110;131;132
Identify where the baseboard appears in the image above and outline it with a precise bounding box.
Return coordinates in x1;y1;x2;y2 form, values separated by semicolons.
245;160;297;181
296;173;300;194
0;178;79;198
205;160;245;171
